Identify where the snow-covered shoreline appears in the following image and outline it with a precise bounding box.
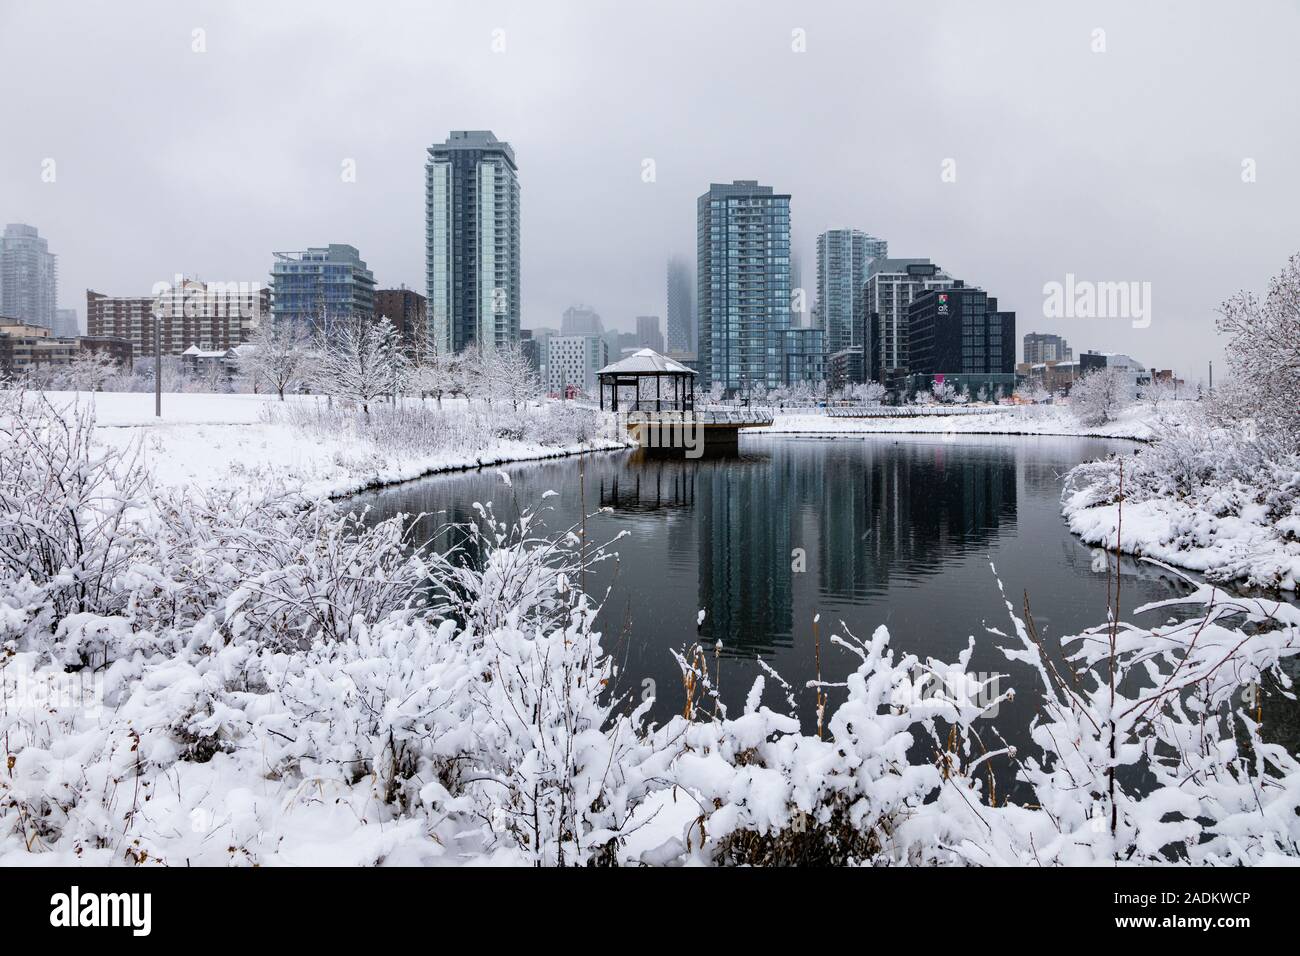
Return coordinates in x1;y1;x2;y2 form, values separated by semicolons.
1061;443;1300;593
41;391;630;502
756;404;1161;442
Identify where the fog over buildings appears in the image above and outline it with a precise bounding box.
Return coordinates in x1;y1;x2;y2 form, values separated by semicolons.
2;0;1298;380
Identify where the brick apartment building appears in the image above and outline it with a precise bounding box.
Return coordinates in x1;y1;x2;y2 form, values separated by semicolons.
373;286;429;357
87;279;269;357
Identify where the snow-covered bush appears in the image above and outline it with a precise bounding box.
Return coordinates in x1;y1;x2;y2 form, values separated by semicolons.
530;402;606;446
426;496;623;637
979;564;1300;864
0;391;148;627
1069;366;1131;425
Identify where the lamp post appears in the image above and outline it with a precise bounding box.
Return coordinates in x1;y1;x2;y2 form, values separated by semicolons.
151;289;165;417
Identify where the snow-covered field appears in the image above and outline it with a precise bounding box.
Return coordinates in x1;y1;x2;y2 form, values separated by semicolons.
42;391;628;500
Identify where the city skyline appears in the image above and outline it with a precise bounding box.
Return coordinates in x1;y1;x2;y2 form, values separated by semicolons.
4;1;1299;381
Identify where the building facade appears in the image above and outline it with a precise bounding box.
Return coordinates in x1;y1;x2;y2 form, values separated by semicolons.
0;319;132;377
906;282;1016;399
547;334;608;396
88;280;270;357
697;180;793;395
781;327;826;389
859;258;954;393
53;307;79;338
0;224;58;330
666;255;694;353
636;315;664;354
426;130;521;355
1023;331;1072;364
520;329;541;374
270;245;374;331
374;286;429;356
827;347;866;393
524;326;557;383
561;304;603;336
1079;350;1149;395
1019;359;1082;395
816;228;887;355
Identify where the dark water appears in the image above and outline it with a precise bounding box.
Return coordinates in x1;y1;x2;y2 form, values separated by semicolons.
349;433;1213;785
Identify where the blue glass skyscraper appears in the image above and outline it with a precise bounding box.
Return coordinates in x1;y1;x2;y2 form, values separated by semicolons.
696;181;792;395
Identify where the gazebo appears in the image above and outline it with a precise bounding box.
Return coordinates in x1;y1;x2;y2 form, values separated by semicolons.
597;348;696;413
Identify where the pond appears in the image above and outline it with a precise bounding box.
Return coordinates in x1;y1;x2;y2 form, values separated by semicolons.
349;432;1217;790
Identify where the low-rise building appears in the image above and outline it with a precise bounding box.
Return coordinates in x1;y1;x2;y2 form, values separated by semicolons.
1079;350;1149;395
547;334;608;396
179;344;240;381
1019;359;1082;395
0;319;133;376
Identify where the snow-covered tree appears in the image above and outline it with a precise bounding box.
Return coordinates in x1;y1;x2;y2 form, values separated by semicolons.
409;348;452;404
1213;252;1300;453
929;380;960;404
1138;377;1176;414
1014;384;1050;404
785;382;809;405
240;318;312;400
848;381;886;404
482;344;540;410
313;317;407;416
63;349;119;392
1070;366;1131;426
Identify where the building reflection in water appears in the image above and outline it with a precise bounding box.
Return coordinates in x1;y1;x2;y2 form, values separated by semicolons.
607;439;1019;658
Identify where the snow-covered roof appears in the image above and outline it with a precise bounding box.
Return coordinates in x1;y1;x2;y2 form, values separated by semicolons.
596;348;696;376
181;345;234;358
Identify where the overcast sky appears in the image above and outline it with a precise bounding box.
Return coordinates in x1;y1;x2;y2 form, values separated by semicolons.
3;0;1297;380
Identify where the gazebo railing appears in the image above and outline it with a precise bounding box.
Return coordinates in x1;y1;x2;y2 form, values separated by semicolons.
615;398;696;412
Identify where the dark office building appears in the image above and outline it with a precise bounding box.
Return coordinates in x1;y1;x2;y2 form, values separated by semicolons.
905;282;1016;399
520;328;541;373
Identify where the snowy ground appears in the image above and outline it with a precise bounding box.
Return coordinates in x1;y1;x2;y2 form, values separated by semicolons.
41;391;628;500
759;403;1164;441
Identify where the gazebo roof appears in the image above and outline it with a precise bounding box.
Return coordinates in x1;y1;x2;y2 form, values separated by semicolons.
597;348;696;377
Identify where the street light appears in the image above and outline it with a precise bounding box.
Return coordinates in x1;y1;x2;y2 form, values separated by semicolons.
150;288;165;417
